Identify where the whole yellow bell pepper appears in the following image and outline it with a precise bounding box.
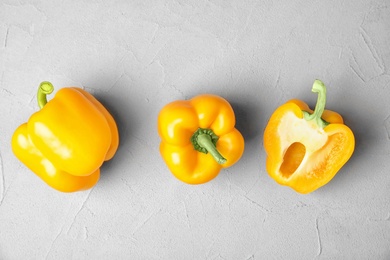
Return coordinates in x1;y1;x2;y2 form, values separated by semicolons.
264;80;355;194
12;82;119;192
158;94;245;184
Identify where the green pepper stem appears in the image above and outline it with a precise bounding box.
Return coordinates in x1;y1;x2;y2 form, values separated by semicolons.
37;81;54;109
303;80;329;128
196;134;227;164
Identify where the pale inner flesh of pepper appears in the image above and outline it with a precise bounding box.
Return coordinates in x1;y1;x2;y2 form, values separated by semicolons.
277;111;328;179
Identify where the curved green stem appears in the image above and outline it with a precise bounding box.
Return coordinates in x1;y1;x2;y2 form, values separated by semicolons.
37;81;54;109
191;128;227;165
303;80;329;128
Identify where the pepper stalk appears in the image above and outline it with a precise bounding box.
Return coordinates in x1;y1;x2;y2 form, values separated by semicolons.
37;81;54;109
191;128;227;165
302;79;330;128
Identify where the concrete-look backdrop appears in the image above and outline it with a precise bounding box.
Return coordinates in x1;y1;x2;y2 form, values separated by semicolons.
1;1;389;259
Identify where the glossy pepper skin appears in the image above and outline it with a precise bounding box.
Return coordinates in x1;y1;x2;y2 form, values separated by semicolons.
264;80;355;194
158;94;244;184
12;82;119;192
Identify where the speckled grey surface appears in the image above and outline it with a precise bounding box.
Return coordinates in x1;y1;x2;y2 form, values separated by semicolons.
1;1;390;259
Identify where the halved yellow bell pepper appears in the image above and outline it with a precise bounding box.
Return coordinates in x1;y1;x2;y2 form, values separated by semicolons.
12;82;119;192
264;80;355;194
158;94;244;184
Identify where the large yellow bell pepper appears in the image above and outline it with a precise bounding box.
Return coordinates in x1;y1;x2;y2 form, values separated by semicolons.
12;82;119;192
264;80;355;194
158;94;245;184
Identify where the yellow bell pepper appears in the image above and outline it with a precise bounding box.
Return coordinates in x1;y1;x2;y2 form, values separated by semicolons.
158;94;245;184
11;82;119;192
264;80;355;194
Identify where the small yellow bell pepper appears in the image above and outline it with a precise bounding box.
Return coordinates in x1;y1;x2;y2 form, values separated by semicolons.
264;80;355;194
12;82;119;192
158;94;245;184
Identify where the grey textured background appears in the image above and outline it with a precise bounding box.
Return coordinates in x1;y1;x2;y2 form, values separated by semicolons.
1;1;390;259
